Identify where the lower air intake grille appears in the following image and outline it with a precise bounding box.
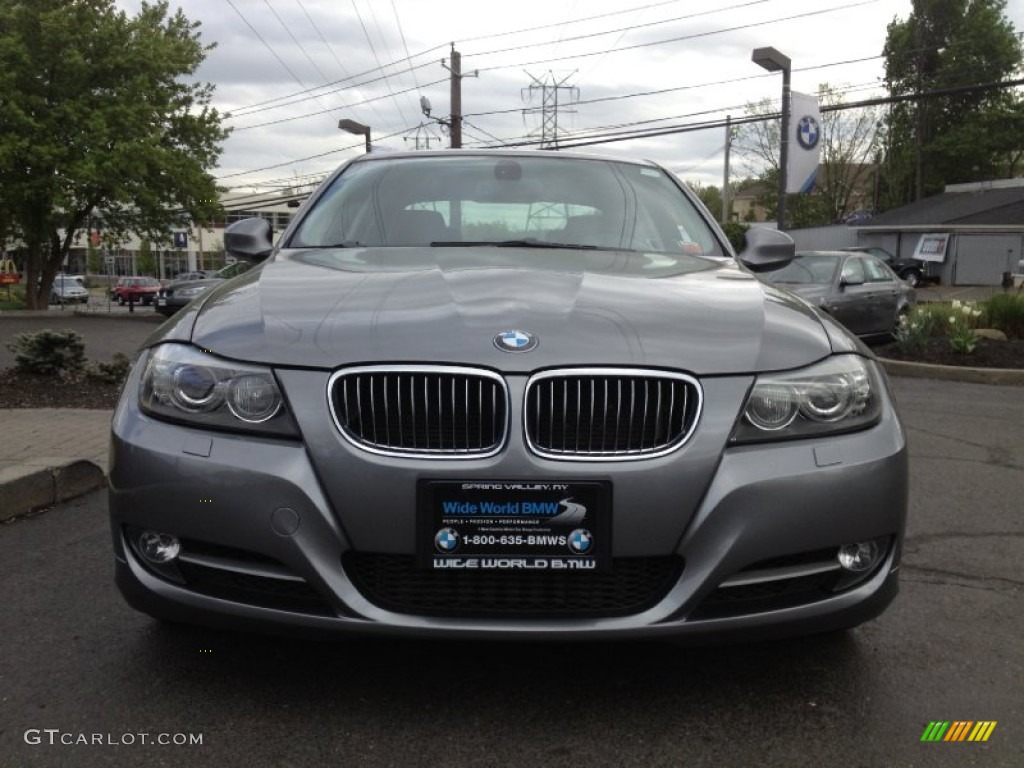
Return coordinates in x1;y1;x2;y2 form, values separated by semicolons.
525;369;701;459
329;366;508;457
343;553;683;618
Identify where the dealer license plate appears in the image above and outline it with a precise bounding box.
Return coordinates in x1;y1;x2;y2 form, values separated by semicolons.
418;480;611;571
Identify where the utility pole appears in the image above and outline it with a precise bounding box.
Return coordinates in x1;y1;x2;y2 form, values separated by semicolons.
721;115;732;225
442;46;478;149
522;71;578;149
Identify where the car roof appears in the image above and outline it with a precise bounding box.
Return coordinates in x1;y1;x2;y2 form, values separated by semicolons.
343;148;664;170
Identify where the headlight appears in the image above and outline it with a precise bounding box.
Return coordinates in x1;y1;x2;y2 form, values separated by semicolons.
138;344;297;436
730;355;882;443
175;284;211;299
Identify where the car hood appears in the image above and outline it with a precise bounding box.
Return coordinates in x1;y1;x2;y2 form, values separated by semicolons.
180;247;835;375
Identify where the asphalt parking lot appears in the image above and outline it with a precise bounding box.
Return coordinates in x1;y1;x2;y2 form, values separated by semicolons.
0;376;1020;767
0;312;163;368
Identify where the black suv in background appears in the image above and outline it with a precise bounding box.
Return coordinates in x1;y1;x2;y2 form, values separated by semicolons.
840;246;938;287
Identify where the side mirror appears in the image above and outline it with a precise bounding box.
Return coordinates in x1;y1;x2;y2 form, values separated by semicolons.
840;274;865;287
225;218;274;263
737;227;796;272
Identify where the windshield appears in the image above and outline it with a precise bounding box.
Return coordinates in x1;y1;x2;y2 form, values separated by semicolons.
287;155;725;263
763;253;840;285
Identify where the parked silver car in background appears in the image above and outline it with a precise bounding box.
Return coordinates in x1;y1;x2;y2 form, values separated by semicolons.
109;151;908;642
761;250;916;339
49;274;90;304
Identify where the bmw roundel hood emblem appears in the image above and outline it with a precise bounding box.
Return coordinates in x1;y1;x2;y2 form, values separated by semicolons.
494;330;538;352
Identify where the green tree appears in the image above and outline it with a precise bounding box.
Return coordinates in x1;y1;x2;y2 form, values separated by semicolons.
136;239;155;276
879;0;1022;207
0;0;228;308
687;183;723;220
86;241;102;274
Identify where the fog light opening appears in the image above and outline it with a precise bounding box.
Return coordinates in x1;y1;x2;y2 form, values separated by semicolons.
837;540;881;573
138;531;181;564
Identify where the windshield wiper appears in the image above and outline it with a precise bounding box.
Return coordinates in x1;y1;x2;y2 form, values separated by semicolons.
430;238;633;251
312;241;362;248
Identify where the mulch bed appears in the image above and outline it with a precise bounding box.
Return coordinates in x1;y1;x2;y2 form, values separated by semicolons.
0;368;125;409
874;337;1024;369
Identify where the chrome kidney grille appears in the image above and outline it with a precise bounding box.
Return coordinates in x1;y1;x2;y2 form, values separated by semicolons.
329;366;509;458
329;366;699;460
524;369;701;460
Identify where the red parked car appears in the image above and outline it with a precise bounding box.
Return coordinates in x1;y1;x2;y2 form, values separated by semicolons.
111;276;161;305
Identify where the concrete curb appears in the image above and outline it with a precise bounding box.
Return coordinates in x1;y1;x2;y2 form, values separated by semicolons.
878;357;1024;386
0;460;106;521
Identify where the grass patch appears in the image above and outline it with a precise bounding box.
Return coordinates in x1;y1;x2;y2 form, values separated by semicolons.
981;293;1024;339
0;285;27;310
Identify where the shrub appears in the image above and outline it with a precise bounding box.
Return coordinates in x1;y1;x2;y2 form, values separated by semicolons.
86;352;132;384
721;221;750;253
981;293;1024;339
6;329;86;375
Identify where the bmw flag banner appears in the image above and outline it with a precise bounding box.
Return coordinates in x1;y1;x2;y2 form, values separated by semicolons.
787;92;822;194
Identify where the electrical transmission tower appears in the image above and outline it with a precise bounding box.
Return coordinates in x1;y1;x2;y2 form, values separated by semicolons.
403;122;441;150
521;71;579;149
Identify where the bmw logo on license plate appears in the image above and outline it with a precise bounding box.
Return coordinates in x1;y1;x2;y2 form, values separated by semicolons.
494;330;538;353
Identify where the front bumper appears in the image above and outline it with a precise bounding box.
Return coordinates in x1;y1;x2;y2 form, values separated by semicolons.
109;367;908;642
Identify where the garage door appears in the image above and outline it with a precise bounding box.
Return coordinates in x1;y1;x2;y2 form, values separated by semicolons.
954;235;1022;285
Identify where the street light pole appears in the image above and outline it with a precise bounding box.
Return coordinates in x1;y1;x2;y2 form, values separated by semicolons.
338;119;371;154
752;46;791;231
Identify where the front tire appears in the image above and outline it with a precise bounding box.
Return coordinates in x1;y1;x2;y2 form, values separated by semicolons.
117;294;125;306
903;270;921;288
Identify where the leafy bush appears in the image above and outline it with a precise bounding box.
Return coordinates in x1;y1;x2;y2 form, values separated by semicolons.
86;352;132;384
6;329;86;375
721;221;750;253
981;293;1024;339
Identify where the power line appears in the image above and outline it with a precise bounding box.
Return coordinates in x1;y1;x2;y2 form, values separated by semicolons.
225;0;308;90
293;0;385;128
472;1;878;74
390;0;422;93
222;0;787;120
518;77;1024;152
229;43;448;115
351;0;408;126
465;55;884;120
216;123;422;181
465;0;779;60
232;76;448;133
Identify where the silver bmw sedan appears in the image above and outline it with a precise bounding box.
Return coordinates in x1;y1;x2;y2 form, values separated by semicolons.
109;150;907;642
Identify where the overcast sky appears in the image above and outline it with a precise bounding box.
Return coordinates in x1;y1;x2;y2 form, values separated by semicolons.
113;0;1023;192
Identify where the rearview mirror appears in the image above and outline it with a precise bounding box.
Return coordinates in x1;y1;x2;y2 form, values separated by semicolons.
737;227;796;272
225;218;274;262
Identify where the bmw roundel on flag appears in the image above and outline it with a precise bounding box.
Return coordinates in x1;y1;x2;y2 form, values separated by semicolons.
786;92;822;195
